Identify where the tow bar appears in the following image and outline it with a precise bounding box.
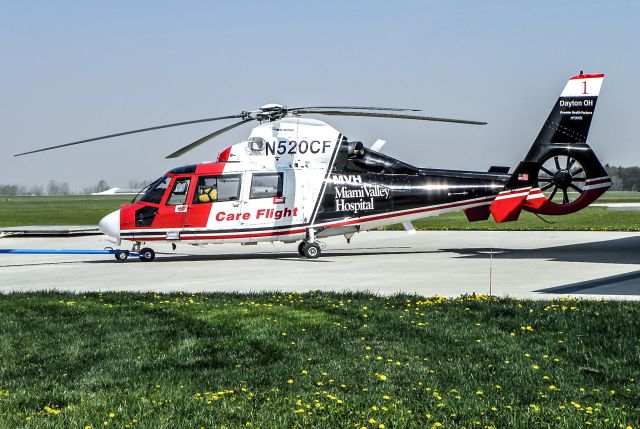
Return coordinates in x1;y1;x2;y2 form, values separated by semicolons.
0;247;156;262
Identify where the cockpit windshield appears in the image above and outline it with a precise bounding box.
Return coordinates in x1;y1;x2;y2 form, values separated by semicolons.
140;176;171;204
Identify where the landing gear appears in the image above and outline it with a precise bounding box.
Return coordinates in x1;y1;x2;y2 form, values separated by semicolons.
114;250;129;262
302;242;321;259
138;247;156;262
299;228;322;258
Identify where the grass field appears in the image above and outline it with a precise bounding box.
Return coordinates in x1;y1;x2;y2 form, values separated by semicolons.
0;292;638;428
0;192;639;231
0;195;131;227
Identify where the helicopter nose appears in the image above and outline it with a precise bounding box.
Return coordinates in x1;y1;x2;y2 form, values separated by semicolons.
99;209;121;240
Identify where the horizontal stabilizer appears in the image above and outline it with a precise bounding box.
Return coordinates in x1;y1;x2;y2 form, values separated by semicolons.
488;166;510;174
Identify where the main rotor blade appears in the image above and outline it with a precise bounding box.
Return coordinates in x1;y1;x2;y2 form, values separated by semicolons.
295;109;487;125
14;114;245;157
291;106;420;112
165;119;253;159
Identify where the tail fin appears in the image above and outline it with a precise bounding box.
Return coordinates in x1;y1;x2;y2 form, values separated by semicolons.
490;72;612;223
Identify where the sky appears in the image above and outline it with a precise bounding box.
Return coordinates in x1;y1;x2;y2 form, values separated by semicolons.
1;0;639;190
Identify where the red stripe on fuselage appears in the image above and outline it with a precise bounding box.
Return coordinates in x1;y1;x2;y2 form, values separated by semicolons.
123;196;495;242
195;162;227;175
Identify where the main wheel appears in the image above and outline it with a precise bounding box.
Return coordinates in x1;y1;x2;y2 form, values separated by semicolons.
297;242;306;256
302;242;321;259
114;250;129;262
138;247;156;262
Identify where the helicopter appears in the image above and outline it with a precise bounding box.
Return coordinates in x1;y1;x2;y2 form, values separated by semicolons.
15;72;611;261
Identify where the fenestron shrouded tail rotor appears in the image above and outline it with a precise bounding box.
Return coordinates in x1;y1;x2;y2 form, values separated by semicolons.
536;154;587;205
14;104;487;159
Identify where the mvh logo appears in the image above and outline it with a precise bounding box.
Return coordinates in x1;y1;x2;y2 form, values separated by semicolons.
330;174;362;184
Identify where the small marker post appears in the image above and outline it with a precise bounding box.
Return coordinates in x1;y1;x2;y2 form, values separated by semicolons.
489;248;493;297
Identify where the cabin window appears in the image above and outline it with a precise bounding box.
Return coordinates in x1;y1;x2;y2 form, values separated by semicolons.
166;178;191;206
140;176;170;204
250;172;283;199
194;175;242;204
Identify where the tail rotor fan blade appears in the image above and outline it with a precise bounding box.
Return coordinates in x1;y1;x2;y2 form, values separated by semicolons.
554;156;561;170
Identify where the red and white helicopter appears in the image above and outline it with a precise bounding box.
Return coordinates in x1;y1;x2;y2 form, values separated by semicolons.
16;72;611;261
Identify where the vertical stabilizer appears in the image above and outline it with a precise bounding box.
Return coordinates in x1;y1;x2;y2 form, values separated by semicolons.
490;72;611;222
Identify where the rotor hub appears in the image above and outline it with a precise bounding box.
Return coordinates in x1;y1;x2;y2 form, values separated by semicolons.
256;104;288;122
553;170;572;188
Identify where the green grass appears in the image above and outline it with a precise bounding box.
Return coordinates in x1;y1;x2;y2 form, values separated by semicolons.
0;196;130;227
1;192;639;231
595;191;640;203
0;292;638;428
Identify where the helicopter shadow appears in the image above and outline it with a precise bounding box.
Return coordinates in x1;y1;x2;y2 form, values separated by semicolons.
112;246;438;264
0;246;438;267
534;270;640;296
441;236;640;266
442;236;640;296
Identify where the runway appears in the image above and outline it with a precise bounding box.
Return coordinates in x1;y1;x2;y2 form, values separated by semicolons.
1;231;640;299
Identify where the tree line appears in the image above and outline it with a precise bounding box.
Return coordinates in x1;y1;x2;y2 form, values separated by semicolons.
0;179;150;196
604;165;640;192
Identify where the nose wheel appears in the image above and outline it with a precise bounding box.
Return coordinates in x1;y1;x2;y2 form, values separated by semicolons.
113;248;155;262
138;247;156;262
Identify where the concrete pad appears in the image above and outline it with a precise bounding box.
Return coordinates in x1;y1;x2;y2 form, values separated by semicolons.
592;203;640;211
1;231;639;300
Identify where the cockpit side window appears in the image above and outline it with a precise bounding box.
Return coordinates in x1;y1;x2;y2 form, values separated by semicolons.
140;176;171;204
193;175;242;204
166;178;191;206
